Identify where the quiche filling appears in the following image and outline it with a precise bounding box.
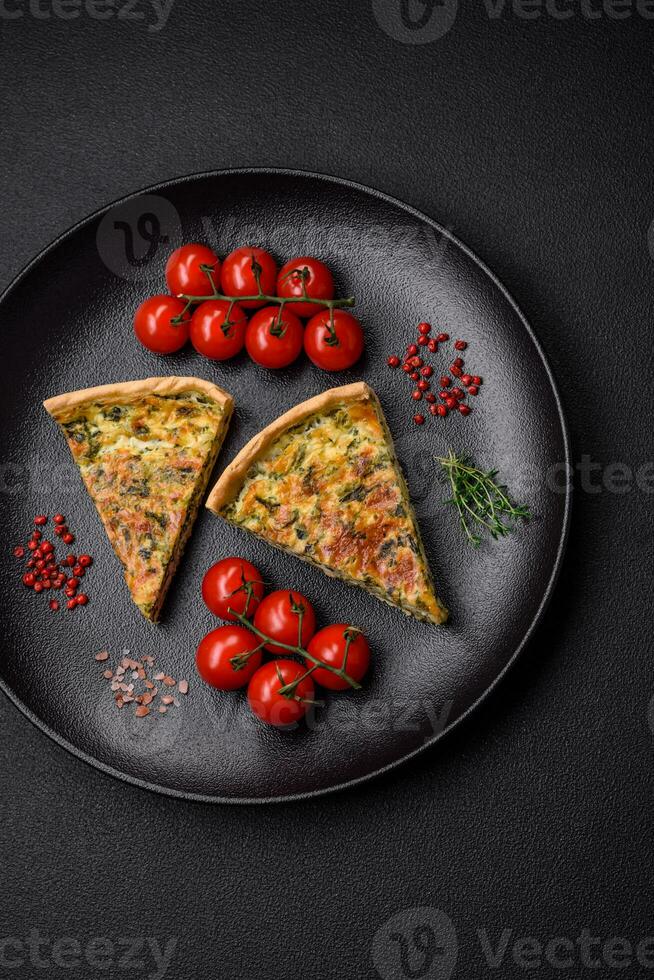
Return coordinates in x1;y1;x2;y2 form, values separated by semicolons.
219;399;447;624
48;388;230;620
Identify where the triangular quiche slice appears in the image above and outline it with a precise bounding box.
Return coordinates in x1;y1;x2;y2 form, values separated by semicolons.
206;383;448;625
44;377;233;621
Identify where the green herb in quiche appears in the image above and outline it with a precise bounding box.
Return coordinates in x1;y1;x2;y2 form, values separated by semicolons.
437;451;530;547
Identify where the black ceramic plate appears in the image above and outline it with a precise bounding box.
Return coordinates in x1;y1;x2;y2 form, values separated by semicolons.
0;170;569;803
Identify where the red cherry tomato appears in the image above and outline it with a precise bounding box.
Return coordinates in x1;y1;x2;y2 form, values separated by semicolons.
253;590;316;655
133;295;190;354
201;557;264;621
165;243;220;297
245;306;304;369
306;625;371;690
304;310;364;371
247;659;315;727
190;300;247;360
276;256;335;318
220;246;278;309
195;625;263;691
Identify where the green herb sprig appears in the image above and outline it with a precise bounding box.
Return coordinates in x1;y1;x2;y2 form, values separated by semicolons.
437;451;531;547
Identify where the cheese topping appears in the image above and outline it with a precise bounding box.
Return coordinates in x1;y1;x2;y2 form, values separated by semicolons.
221;400;446;623
53;390;226;618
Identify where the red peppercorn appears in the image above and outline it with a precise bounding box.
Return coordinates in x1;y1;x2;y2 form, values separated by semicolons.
450;365;462;378
13;546;25;558
454;340;467;351
53;514;65;524
421;366;433;378
387;356;401;368
425;393;436;404
409;371;419;382
461;374;472;386
34;582;44;594
34;515;47;526
472;376;482;385
41;579;51;589
412;390;423;401
413;414;425;425
406;343;418;356
439;391;450;401
427;339;438;353
31;530;42;541
417;379;430;392
459;404;471;416
23;573;35;587
66;599;77;611
68;577;80;589
62;533;74;545
436;404;448;417
49;599;60;612
78;555;93;568
41;541;53;554
417;336;428;346
418;322;431;335
453;357;464;368
440;376;451;388
28;540;38;551
451;388;464;400
445;397;458;411
437;332;449;342
429;404;439;416
74;566;85;577
468;385;479;396
65;555;76;567
76;594;89;606
409;356;423;368
402;363;412;374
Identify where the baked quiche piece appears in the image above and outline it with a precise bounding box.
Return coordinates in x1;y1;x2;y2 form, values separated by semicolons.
44;377;233;621
206;383;448;625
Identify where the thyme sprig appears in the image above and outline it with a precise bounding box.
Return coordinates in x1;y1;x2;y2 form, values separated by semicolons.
437;451;531;547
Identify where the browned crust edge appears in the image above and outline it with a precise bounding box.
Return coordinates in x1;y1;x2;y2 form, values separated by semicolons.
43;376;233;418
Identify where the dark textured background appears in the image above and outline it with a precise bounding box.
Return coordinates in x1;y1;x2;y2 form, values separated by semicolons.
0;3;652;978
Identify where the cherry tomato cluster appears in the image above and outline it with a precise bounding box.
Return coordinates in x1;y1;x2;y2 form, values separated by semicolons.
196;557;371;728
133;244;365;373
387;322;483;424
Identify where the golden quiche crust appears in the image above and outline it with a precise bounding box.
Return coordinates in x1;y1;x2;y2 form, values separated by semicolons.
206;383;448;625
44;376;233;621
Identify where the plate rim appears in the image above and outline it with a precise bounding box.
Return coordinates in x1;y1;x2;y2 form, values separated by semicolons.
0;166;572;805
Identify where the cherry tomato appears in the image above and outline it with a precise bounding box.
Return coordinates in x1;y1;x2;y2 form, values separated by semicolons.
306;625;371;690
253;590;316;655
190;300;247;360
201;557;264;621
133;295;190;354
165;243;220;297
245;305;304;369
304;310;364;371
195;625;263;691
276;256;335;318
247;659;315;727
220;246;278;309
